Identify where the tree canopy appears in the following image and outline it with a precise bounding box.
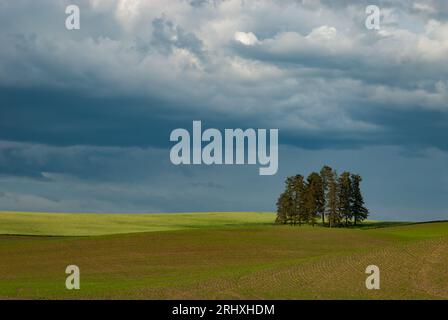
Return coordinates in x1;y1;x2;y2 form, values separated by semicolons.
276;166;369;227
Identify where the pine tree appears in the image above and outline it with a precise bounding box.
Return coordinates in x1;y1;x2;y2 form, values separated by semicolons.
275;191;288;224
285;177;296;225
276;169;369;228
338;171;352;226
305;172;324;226
276;176;300;225
284;177;298;225
322;167;339;227
350;174;369;225
291;175;306;225
320;165;332;225
302;184;313;225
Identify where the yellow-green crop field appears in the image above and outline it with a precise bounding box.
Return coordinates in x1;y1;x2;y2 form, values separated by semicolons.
0;211;447;299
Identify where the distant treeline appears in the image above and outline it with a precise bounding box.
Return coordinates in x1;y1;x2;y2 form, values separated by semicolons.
276;166;369;227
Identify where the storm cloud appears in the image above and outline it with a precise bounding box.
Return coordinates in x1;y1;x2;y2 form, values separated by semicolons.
0;0;447;219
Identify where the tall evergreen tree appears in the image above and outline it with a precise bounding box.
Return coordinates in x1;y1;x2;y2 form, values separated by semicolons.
305;172;324;226
291;175;306;225
275;191;288;224
276;176;304;225
320;165;333;225
276;177;291;224
322;167;339;227
302;185;313;225
350;174;369;225
338;171;352;226
284;176;297;225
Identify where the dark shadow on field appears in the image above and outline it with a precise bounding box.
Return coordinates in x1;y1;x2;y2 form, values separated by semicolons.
341;220;448;230
349;221;414;229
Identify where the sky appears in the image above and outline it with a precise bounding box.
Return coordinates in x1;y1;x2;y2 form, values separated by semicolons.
0;0;448;221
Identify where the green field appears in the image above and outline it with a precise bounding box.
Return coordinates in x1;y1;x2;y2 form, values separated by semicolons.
0;211;273;236
0;211;447;299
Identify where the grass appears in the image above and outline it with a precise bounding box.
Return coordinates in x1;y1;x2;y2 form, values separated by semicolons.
0;211;447;299
0;211;274;236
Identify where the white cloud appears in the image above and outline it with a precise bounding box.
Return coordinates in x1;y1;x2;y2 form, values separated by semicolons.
413;2;436;14
234;31;259;45
306;25;337;41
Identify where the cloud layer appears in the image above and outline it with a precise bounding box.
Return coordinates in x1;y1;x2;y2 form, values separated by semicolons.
0;0;447;219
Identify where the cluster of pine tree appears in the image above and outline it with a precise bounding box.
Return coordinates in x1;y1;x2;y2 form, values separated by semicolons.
276;166;369;227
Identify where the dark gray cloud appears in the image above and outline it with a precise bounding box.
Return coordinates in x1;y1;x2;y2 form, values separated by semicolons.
151;16;205;59
1;141;447;221
0;0;447;218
